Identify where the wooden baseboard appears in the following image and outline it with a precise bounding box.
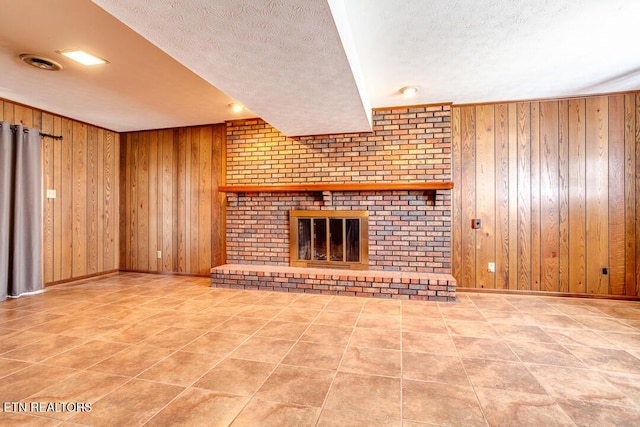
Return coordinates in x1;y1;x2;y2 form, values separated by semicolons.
44;270;119;287
457;287;640;301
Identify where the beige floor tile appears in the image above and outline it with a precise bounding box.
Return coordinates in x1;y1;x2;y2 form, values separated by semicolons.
453;336;519;361
402;331;458;355
0;364;78;402
475;387;575;427
402;379;485;426
402;315;448;334
317;409;401;427
340;346;401;377
100;322;168;344
0;357;31;378
0;412;60;426
69;379;183;426
274;308;320;323
350;327;400;350
231;398;320;427
362;300;401;316
599;331;640;352
542;327;620;348
558;398;640;426
446;319;499;338
138;351;220;386
0;330;53;353
140;326;207;350
401;301;441;318
181;331;248;356
88;343;174;377
194;358;274;396
215;317;268;335
256;320;309;340
509;341;586;367
23;370;129;420
42;340;129;369
403;352;468;385
526;313;586;329
314;310;359;327
440;306;485;321
527;364;632;405
463;358;546;394
492;323;556;343
229;336;295;363
146;388;248;427
237;305;283;320
300;324;353;346
1;334;85;363
282;341;345;370
324;372;401;419
572;315;637;332
599;371;640;407
256;365;334;407
566;345;640;374
357;313;401;330
324;298;364;313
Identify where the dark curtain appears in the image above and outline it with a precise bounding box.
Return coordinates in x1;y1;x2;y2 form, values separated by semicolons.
0;121;43;301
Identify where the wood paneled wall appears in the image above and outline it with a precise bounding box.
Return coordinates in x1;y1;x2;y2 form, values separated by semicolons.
119;124;226;275
452;93;639;296
0;100;120;284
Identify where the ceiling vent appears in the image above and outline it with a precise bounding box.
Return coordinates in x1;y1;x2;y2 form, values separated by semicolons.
19;54;63;71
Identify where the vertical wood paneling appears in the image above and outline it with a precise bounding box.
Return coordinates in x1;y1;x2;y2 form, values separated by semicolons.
53;115;63;281
626;95;638;295
211;124;226;267
119;124;225;275
61;119;74;279
452;92;638;296
199;127;213;273
97;129;105;274
568;99;587;293
42;113;54;284
530;102;541;291
72;123;88;277
558;101;570;293
87;126;98;274
475;105;496;289
507;104;518;290
540;101;559;292
585;96;609;294
517;102;531;290
451;108;463;283
0;98;120;284
148;131;159;271
608;95;626;295
460;107;476;287
495;104;509;289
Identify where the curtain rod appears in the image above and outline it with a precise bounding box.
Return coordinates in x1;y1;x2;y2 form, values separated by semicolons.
39;132;63;140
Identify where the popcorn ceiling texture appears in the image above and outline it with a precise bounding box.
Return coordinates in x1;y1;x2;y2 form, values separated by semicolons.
224;105;452;274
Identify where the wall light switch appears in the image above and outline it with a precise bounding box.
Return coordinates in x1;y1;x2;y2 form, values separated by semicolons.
157;251;162;259
488;262;495;273
46;189;56;199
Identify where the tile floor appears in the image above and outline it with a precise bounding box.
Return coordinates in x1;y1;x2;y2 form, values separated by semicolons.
1;272;640;426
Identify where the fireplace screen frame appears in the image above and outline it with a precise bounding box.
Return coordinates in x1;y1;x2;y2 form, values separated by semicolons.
289;210;369;270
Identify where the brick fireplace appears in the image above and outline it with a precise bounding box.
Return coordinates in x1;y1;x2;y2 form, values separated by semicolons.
211;104;456;301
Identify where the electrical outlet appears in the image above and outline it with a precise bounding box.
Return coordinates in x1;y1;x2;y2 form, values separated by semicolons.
46;189;56;199
488;262;495;273
157;251;162;259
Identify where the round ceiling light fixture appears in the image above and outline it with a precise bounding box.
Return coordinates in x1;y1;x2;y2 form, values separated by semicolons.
228;103;244;113
400;86;418;97
19;54;63;71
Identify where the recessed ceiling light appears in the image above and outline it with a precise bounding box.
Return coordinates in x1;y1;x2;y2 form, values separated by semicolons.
19;54;63;71
58;50;108;66
228;103;244;113
400;86;418;97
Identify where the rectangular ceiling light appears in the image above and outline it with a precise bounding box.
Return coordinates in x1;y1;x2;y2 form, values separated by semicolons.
59;50;108;66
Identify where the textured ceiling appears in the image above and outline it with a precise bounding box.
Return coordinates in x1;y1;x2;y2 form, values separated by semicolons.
91;0;372;136
1;0;639;135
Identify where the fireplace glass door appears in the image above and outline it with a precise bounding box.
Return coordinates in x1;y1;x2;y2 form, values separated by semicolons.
290;210;368;270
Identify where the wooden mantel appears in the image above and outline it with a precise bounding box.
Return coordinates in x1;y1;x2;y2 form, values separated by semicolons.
218;181;454;193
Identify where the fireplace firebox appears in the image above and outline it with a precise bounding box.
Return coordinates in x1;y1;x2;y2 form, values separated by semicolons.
289;210;369;270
